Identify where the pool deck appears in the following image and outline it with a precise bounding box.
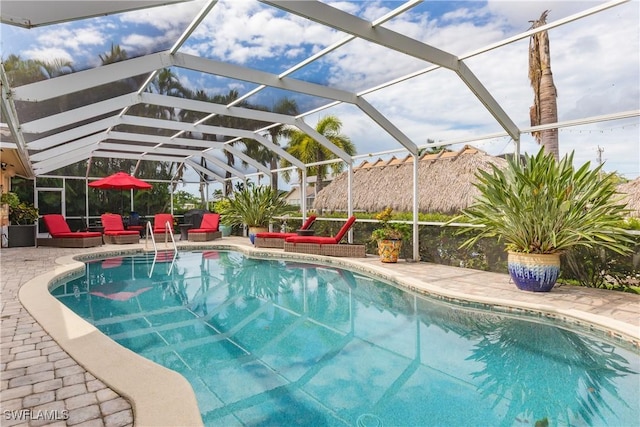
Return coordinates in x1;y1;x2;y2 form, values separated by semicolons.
1;237;639;426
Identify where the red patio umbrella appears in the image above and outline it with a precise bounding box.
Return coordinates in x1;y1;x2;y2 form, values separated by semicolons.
89;172;152;190
89;172;152;215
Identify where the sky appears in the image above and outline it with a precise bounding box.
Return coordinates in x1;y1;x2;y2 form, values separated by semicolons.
1;0;639;195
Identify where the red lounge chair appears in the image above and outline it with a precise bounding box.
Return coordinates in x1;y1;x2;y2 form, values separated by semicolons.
101;214;140;244
187;213;222;241
152;213;174;237
40;214;103;248
283;216;365;257
254;215;317;248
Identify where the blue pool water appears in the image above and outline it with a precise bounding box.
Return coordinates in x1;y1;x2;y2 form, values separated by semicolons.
51;250;639;426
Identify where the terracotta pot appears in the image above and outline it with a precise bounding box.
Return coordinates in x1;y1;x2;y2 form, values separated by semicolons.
507;251;561;292
378;239;402;263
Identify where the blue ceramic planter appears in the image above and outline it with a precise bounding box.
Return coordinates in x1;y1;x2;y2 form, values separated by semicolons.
248;227;268;245
507;252;561;292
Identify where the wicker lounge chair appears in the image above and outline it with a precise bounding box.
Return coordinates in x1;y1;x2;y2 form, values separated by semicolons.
152;213;175;238
254;215;317;248
283;216;366;257
101;214;140;244
187;213;222;241
39;214;103;248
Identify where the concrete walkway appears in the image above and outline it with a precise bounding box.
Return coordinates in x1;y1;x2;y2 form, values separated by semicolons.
1;238;639;426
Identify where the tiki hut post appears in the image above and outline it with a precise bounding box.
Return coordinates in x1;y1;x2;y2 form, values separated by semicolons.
412;152;420;261
529;10;559;161
347;162;354;243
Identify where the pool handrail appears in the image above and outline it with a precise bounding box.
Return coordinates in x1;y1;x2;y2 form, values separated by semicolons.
144;220;178;277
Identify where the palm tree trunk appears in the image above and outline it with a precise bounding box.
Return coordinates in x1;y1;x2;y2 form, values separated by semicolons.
529;10;559;161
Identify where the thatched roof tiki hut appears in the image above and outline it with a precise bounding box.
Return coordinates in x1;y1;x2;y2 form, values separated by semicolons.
314;146;507;214
618;178;640;218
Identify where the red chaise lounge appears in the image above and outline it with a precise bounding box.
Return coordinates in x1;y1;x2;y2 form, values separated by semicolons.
152;213;175;238
187;213;222;241
283;216;365;257
254;215;317;249
101;214;140;244
39;214;103;248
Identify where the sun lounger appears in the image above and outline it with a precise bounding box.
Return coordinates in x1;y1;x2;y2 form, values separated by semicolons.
39;214;103;248
101;214;140;244
152;213;175;237
254;215;317;248
187;213;222;241
283;216;365;257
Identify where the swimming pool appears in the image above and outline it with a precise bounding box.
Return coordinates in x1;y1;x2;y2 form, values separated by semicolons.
51;250;639;426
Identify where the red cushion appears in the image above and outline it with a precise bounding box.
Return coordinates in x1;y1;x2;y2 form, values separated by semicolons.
188;228;220;234
284;216;356;245
153;213;174;233
200;213;220;230
255;232;298;239
285;236;339;244
101;213;125;232
43;214;72;236
300;215;317;230
102;257;123;269
334;216;356;242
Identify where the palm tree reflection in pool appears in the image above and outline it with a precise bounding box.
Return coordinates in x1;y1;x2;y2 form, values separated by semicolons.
467;319;636;426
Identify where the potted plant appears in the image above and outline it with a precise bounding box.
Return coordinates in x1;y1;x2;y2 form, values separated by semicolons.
219;185;296;244
1;191;39;247
371;207;409;263
451;148;633;292
213;198;232;237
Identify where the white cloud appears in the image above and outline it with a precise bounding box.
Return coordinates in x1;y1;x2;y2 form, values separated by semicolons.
36;26;104;52
22;47;74;64
120;32;175;55
188;1;343;64
118;0;207;31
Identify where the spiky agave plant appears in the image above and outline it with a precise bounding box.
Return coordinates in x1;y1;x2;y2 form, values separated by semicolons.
453;148;633;255
220;185;296;228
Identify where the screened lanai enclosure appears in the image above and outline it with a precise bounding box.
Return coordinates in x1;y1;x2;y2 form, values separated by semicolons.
1;0;639;258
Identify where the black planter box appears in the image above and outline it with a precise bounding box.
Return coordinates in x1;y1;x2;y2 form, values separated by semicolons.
8;224;36;247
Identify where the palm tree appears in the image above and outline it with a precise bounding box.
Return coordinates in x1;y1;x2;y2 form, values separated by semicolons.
99;43;128;65
210;90;247;196
267;98;299;191
3;54;45;85
3;55;76;122
242;97;299;192
2;54;73;85
281;115;356;205
528;10;559;161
